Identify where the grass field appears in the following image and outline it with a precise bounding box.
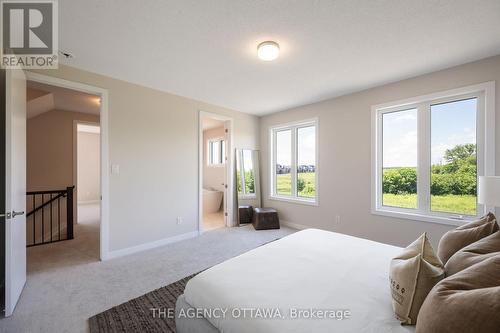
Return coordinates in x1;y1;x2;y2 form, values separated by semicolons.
276;172;315;198
275;172;474;214
383;193;477;215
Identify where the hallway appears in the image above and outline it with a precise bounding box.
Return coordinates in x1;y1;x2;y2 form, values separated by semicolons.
27;203;100;275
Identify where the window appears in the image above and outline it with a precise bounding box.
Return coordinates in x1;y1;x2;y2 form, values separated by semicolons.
208;138;225;166
270;119;318;204
372;83;495;225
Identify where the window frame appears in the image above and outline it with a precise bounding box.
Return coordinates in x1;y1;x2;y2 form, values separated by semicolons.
208;137;225;166
371;82;495;226
269;118;319;206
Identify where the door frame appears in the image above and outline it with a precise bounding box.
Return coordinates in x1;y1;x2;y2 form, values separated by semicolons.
25;71;110;261
198;111;234;233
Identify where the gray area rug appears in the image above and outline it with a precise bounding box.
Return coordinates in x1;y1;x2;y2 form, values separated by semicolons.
88;273;197;333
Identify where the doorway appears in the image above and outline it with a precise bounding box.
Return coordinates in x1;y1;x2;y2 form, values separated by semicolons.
75;122;101;258
199;111;234;232
24;80;101;257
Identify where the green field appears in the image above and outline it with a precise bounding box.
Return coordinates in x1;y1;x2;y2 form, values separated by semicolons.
276;172;315;198
383;193;477;215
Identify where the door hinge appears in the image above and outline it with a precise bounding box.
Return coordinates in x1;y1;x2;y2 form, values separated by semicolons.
225;129;228;133
224;212;228;216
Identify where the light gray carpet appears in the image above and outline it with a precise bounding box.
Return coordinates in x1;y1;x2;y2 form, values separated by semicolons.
0;203;295;333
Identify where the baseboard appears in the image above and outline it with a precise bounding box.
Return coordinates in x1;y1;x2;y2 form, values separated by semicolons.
78;200;100;205
104;230;199;260
280;220;310;230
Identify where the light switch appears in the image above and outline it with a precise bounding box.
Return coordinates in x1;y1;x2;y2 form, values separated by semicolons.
111;164;120;175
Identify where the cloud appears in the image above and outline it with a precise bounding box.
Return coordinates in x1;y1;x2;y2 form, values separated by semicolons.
431;128;476;164
390;112;417;122
383;130;417;167
384;127;476;167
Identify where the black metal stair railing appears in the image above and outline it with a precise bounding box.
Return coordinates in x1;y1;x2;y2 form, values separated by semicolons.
26;186;74;247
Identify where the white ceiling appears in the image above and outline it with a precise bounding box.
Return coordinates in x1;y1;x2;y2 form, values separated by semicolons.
59;0;500;115
27;81;100;118
202;117;224;130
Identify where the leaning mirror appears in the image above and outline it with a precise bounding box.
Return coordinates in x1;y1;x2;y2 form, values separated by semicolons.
236;149;261;224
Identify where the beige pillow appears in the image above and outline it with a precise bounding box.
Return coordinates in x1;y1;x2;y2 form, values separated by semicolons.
416;254;500;333
445;230;500;276
437;213;498;264
389;233;444;325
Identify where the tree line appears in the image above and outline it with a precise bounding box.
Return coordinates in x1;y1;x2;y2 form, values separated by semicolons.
383;144;476;196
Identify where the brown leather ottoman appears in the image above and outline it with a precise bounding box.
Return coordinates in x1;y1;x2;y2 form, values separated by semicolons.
252;208;280;230
238;205;253;224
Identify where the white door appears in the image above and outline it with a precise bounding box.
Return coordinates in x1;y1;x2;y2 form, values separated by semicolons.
4;68;27;317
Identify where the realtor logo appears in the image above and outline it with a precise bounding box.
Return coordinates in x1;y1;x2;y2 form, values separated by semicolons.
1;0;58;68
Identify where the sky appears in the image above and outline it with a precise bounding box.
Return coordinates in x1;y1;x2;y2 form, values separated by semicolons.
382;98;477;168
276;126;316;166
242;149;253;170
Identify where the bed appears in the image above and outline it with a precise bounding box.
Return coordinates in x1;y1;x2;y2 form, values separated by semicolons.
176;229;415;333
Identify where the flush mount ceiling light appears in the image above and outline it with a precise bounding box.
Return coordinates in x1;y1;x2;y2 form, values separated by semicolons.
257;41;280;61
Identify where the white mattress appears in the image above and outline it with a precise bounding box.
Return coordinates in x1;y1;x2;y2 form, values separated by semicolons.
184;229;415;333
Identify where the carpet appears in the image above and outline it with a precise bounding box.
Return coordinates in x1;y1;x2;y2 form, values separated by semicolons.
88;237;281;333
88;273;197;333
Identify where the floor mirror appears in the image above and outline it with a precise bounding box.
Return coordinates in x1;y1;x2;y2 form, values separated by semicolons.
235;149;261;224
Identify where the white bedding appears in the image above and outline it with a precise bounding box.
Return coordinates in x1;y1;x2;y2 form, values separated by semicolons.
184;229;415;333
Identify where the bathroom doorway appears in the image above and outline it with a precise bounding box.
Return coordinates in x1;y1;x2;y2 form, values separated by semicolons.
198;112;233;232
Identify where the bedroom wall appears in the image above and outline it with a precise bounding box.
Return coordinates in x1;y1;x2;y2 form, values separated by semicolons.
29;65;260;255
260;55;500;248
203;126;226;192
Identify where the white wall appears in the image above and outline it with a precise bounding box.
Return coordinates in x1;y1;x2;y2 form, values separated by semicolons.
203;126;225;192
260;55;500;248
30;65;260;253
77;130;100;203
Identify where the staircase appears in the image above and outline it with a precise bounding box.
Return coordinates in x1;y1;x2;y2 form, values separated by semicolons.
26;186;75;247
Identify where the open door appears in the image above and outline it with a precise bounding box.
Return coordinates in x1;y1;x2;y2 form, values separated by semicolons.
3;68;27;317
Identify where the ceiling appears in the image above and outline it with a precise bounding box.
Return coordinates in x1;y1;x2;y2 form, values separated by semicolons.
58;0;500;115
27;81;100;118
202;117;224;131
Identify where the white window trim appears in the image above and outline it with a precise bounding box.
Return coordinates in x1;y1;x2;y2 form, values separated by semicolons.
371;82;495;226
237;149;257;199
269;118;319;205
207;137;225;167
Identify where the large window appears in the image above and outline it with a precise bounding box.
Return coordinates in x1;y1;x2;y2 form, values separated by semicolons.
372;83;494;225
270;119;318;204
208;138;225;166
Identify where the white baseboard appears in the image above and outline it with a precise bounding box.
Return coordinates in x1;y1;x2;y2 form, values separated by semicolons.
281;220;310;230
104;230;199;260
78;200;100;205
